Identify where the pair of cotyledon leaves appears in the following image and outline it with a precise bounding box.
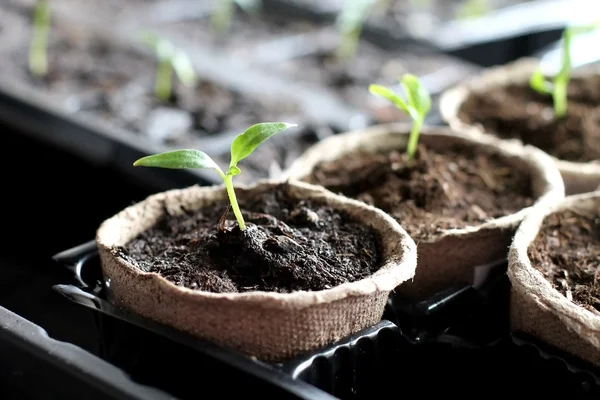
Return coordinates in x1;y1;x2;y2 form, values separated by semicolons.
133;122;297;177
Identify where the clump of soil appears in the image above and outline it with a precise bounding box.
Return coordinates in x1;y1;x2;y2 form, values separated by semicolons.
303;144;534;240
115;184;382;293
457;77;600;162
528;210;600;314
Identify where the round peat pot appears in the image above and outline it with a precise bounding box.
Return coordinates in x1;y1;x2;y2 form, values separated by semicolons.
440;57;600;195
508;191;600;368
96;180;417;362
282;123;564;301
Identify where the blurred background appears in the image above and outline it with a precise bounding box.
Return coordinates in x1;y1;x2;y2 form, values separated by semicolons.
1;0;600;378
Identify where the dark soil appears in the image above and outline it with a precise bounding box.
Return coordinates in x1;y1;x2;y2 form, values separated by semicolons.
115;183;382;293
269;34;478;121
149;6;321;57
528;210;600;314
303;143;534;240
0;7;302;147
458;78;600;162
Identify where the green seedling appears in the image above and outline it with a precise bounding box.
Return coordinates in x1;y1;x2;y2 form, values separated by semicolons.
133;122;296;231
29;0;51;78
530;22;600;119
212;0;262;34
455;0;490;20
369;74;431;161
335;0;377;61
140;31;197;102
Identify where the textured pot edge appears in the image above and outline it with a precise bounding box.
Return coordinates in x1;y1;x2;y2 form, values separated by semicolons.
508;191;600;349
96;179;418;309
438;57;600;188
281;122;566;242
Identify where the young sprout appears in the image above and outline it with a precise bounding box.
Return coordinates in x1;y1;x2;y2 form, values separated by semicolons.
211;0;262;34
530;22;600;118
455;0;490;20
139;31;197;102
133;122;296;231
369;74;431;161
29;0;51;78
335;0;377;61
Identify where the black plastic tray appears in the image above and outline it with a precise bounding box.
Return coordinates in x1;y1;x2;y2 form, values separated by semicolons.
44;240;600;399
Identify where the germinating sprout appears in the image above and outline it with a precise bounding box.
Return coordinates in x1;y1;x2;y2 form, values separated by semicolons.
369;74;431;161
455;0;490;20
29;0;51;78
212;0;262;34
335;0;379;60
530;22;600;118
140;31;198;102
133;122;297;231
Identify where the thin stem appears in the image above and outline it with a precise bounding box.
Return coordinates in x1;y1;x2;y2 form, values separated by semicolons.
406;119;422;161
212;0;234;34
29;0;50;78
223;174;246;231
155;59;173;102
553;81;567;118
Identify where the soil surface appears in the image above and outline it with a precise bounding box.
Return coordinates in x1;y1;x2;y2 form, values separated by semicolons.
116;184;382;293
303;143;534;240
528;210;600;314
0;6;302;147
269;33;478;122
458;78;600;162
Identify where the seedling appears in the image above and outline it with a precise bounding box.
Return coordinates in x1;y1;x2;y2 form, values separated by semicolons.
29;0;51;78
369;74;431;161
335;0;377;60
530;22;600;119
140;31;197;102
133;122;297;231
211;0;262;34
455;0;490;20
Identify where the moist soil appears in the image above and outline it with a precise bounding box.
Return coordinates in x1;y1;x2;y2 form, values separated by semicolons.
0;6;301;147
528;209;600;314
116;184;382;293
270;35;478;122
303;143;534;240
458;78;600;162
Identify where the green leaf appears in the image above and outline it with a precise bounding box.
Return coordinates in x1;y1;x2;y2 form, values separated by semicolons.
400;74;431;120
229;122;297;168
369;84;409;114
133;149;221;171
530;69;552;94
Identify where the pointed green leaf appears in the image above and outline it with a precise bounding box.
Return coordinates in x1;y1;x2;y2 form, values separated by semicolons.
400;74;431;119
369;84;409;114
229;122;297;168
133;149;221;171
530;69;552;94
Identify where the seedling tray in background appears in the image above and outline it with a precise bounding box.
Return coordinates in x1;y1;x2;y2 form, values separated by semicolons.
46;241;600;399
0;0;483;185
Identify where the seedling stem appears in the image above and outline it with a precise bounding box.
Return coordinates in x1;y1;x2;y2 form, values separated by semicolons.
369;74;431;161
29;0;50;78
133;122;297;231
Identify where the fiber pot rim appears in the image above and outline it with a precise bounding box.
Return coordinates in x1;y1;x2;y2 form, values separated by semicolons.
508;191;600;346
96;179;417;309
438;57;600;182
281;122;565;243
